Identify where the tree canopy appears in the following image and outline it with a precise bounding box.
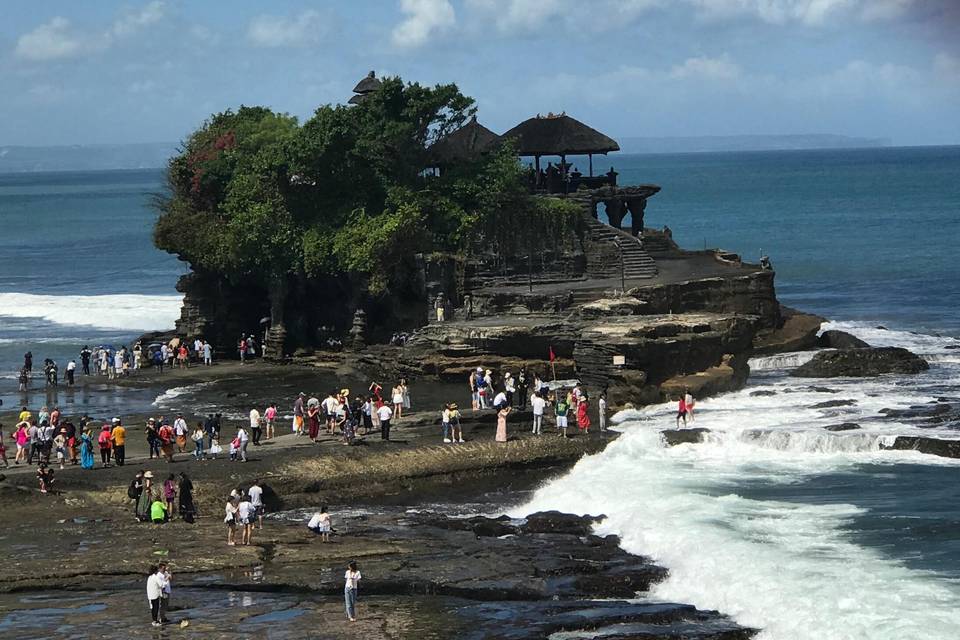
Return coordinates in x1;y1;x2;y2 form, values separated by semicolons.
154;77;579;302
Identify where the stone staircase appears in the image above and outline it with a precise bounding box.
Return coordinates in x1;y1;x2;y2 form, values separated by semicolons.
640;231;676;254
583;216;658;280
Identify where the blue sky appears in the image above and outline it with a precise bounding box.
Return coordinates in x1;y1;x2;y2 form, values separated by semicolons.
1;0;959;146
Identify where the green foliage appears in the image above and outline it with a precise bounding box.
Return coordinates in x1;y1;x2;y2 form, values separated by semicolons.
155;76;573;301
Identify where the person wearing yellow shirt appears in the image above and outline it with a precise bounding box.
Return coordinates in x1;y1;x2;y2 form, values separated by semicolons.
111;418;127;467
18;407;32;423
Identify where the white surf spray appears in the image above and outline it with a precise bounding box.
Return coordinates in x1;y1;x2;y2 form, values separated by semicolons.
515;324;960;639
0;293;182;332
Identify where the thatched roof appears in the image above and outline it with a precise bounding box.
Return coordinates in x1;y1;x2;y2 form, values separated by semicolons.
348;94;367;105
502;114;619;156
352;71;382;95
428;116;501;166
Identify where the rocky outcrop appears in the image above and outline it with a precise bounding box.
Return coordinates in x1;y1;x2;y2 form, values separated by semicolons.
824;423;861;431
818;330;870;349
880;436;960;459
753;307;824;354
661;428;711;445
792;347;929;378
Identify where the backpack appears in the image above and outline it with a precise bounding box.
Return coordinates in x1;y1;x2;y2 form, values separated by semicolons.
127;481;140;499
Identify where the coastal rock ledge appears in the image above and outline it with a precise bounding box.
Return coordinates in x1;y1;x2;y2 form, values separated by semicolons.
792;347;929;378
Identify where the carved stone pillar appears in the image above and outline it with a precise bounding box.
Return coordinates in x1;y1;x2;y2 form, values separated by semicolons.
626;197;647;237
348;309;367;349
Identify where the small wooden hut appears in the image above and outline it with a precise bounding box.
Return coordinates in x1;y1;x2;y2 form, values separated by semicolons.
501;113;619;180
427;116;501;173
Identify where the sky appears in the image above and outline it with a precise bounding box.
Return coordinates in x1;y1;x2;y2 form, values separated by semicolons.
1;0;959;147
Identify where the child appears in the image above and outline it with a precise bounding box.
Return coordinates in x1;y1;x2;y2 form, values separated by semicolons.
229;436;240;461
307;505;332;542
208;438;221;460
37;463;55;493
53;430;67;470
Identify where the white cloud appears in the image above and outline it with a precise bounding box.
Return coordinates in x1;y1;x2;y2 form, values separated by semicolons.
14;3;168;62
247;10;331;48
859;0;917;21
392;0;456;48
14;17;88;61
689;0;857;26
112;1;166;37
670;55;741;80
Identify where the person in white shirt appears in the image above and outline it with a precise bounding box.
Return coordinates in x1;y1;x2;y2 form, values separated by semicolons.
65;359;77;386
145;563;171;627
684;389;696;422
344;561;361;622
236;426;249;462
503;373;515;406
322;393;340;434
237;495;255;545
530;392;546;435
307;505;332;542
598;394;608;432
377;403;393;441
173;415;189;453
247;480;264;529
493;389;507;411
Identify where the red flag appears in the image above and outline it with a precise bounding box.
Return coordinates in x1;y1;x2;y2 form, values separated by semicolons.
549;346;556;362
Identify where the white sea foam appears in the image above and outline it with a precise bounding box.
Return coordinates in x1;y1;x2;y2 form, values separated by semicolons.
153;381;217;407
0;292;182;332
517;327;960;639
749;351;818;370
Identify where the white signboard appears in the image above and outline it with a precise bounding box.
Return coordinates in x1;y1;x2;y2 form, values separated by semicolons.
612;355;626;366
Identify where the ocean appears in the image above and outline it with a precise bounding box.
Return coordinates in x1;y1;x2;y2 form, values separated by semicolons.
2;147;960;638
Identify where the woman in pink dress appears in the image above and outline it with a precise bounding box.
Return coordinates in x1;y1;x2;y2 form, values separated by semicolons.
495;406;511;442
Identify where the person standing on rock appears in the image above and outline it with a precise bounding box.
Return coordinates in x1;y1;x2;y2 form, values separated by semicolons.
504;373;515;407
391;384;404;420
598;394;608;433
158;420;175;462
469;369;479;411
377;402;393;441
530;392;545;436
293;392;305;436
249;406;262;446
174;414;189;453
203;340;212;366
264;403;277;440
555;392;570;438
684;389;696;423
676;394;689;429
308;505;332;541
146;564;167;627
128;471;144;518
344;561;361;622
236;425;250;462
577;394;592;434
248;479;265;530
496;405;511;442
178;472;196;524
238;493;255;545
449;403;463;443
111;418;126;466
224;495;239;545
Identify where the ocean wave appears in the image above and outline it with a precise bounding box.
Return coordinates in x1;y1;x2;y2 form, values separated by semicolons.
0;292;182;332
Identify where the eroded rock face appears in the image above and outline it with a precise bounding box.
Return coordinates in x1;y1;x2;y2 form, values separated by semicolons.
579;296;648;319
792;348;929;378
880;436;960;459
824;423;861;431
661;428;711;445
818;330;870;349
753;307;824;355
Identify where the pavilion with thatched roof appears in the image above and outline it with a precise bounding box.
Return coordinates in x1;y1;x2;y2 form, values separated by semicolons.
427;116;501;172
501;113;620;190
348;71;382;105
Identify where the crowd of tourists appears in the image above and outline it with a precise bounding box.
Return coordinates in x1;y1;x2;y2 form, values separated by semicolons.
128;469;196;524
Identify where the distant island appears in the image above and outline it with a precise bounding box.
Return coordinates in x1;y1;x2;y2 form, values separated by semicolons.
0;142;177;173
617;134;890;154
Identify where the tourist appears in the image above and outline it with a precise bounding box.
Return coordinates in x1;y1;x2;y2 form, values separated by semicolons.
37;462;55;493
146;565;166;627
598;393;608;432
111;418;126;466
178;473;196;524
66;359;76;386
469;369;479;411
322;391;339;434
17;368;28;392
163;474;177;520
361;397;374;435
98;424;113;467
0;423;8;469
24;351;32;373
293;392;305;436
434;293;445;322
40;419;55;465
476;369;489;409
53;429;66;469
530;391;545;436
224;496;239;545
401;378;411;412
150;495;167;524
493;387;508;411
173;414;189;453
377;402;393;441
192;423;206;460
496;405;511;442
504;373;515;407
146;418;161;459
204;414;217;447
153;347;164;372
177;344;188;369
62;420;77;464
449;403;463;443
158;419;175;462
308;505;332;541
80;346;92;375
14;421;28;464
676;394;688;429
238;335;247;363
27;420;41;465
264;403;277;439
203;340;212;366
441;404;453;443
133;341;142;370
577;394;592;434
238;493;255;545
391;384;404;419
236;424;249;462
307;399;321;442
684;388;696;423
344;561;361;622
128;471;144;518
229;435;239;461
136;471;154;521
555;392;570;438
194;337;203;363
249;406;262;446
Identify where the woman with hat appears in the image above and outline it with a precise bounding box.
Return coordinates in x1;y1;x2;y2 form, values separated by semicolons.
137;471;154;521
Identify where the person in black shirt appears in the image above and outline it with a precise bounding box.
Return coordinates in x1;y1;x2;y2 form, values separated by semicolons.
80;346;92;375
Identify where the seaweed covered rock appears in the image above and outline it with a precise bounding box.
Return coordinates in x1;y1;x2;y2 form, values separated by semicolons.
792;347;928;378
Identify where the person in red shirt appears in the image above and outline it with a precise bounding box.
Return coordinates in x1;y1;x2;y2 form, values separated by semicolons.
676;394;689;429
158;421;175;462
